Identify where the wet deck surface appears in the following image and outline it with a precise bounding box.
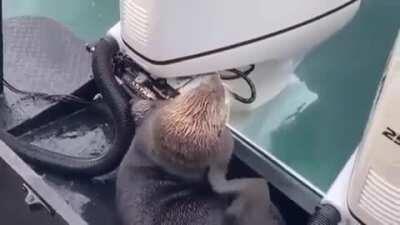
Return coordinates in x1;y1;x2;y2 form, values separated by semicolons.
20;102;112;158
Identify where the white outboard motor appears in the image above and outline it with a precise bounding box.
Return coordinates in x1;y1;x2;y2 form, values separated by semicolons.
109;0;361;110
322;31;400;225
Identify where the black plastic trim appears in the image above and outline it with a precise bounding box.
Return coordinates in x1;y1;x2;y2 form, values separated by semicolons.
0;142;87;225
122;0;359;65
349;208;367;225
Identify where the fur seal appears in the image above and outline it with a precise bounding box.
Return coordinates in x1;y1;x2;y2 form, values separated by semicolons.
116;74;285;225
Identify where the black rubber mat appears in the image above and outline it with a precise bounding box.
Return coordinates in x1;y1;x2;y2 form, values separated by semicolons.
0;16;91;130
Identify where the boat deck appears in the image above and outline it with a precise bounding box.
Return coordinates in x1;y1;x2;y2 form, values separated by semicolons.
2;0;400;220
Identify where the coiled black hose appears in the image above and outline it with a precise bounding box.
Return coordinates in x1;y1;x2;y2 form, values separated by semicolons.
0;37;134;177
307;204;341;225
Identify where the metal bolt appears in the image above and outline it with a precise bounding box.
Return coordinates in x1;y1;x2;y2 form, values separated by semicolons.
26;194;35;204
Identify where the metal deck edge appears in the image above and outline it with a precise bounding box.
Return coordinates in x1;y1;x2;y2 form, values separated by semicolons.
0;141;88;225
228;125;323;214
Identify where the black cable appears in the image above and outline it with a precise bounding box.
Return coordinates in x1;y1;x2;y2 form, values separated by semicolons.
1;78;91;104
220;65;255;80
220;65;257;104
228;73;256;104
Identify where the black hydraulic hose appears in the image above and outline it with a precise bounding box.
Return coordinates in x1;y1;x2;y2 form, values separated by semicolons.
91;36;135;172
307;204;341;225
0;37;134;177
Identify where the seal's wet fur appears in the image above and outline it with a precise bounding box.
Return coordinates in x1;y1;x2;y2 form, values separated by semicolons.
116;74;285;225
116;134;230;225
117;75;231;225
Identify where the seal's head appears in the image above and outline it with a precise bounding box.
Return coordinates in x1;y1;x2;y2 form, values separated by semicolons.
153;74;230;169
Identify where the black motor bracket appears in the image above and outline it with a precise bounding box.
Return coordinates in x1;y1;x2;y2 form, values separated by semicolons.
307;204;341;225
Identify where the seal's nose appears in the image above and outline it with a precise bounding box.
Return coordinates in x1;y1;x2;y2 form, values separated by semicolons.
179;73;223;94
199;74;223;90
